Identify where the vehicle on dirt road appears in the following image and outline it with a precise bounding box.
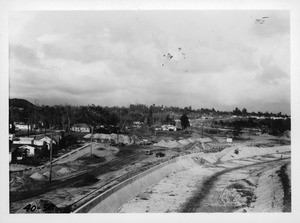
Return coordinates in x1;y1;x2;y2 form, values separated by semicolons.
155;152;165;157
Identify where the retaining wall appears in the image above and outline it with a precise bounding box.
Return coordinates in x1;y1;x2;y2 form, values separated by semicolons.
74;153;198;213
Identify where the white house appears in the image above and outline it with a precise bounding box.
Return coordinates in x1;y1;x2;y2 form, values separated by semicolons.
13;137;34;145
14;123;29;131
19;145;36;157
71;123;91;132
9;134;15;141
33;136;56;149
162;125;177;131
132;121;142;128
14;122;35;131
38;136;56;144
227;138;233;143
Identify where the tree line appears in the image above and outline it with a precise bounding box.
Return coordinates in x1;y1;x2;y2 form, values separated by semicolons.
9;98;289;133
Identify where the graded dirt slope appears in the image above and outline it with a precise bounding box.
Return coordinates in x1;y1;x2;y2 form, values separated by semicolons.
117;146;290;213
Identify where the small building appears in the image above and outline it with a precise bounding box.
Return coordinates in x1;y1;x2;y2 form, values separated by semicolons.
14;122;29;131
154;126;162;131
19;145;36;157
132;121;142;129
9;133;16;141
10;144;36;162
161;125;177;131
12;137;34;145
175;119;182;130
37;136;57;145
14;122;36;131
33;136;57;149
152;124;162;131
227;138;233;143
71;123;91;133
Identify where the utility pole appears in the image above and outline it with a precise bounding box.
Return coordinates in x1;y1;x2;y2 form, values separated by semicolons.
90;126;93;156
133;127;136;146
49;133;53;182
248;128;250;139
117;129;119;144
27;118;30;137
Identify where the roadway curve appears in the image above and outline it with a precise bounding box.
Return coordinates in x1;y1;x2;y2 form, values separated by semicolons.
117;150;290;213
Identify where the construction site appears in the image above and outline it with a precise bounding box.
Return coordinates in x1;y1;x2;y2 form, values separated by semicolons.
5;8;294;220
9;118;291;214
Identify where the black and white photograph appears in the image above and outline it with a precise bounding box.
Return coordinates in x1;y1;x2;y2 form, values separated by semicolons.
1;0;300;222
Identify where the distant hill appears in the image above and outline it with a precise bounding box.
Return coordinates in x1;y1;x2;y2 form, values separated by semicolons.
9;98;35;109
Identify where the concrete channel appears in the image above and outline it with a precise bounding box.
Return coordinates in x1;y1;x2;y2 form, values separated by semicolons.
73;153;199;213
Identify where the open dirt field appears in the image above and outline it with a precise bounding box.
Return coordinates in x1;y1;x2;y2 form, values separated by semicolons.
10;130;291;213
10;131;201;213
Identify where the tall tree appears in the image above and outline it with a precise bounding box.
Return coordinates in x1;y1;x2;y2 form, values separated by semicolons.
180;114;190;130
232;121;243;139
242;108;247;117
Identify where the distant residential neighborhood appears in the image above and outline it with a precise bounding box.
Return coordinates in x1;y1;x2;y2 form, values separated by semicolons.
9;98;290;167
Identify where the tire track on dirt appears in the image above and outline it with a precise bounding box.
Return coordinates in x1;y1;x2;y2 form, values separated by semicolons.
180;157;289;212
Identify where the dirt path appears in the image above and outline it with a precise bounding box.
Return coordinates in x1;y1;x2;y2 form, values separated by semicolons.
181;158;289;212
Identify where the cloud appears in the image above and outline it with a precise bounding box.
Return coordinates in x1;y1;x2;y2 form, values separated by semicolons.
10;44;44;68
9;11;290;114
257;55;288;84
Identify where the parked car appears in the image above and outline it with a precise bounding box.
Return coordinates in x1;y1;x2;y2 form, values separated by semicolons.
145;150;153;155
140;140;153;146
156;152;165;157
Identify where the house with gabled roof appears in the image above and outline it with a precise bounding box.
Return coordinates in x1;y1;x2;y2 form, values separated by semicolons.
71;123;91;133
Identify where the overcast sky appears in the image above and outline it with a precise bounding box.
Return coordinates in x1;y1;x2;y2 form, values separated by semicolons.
9;10;290;114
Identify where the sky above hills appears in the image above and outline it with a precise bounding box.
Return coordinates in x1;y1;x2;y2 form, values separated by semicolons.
9;10;290;114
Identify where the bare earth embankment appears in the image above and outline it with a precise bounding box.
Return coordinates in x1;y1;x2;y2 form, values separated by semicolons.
118;145;291;213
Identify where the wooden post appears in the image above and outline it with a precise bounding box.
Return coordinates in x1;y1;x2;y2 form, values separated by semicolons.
49;133;53;182
202;124;204;138
133;127;136;146
248;128;251;140
90;127;93;156
117;130;119;144
27;121;30;137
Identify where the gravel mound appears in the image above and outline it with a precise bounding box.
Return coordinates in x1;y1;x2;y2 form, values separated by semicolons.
30;172;47;181
10;176;25;187
153;139;181;148
84;133;132;144
42;171;51;178
56;167;73;175
84;134;92;139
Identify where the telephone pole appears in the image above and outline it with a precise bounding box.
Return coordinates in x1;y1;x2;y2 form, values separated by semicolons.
90;126;93;156
133;127;136;146
49;133;53;182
